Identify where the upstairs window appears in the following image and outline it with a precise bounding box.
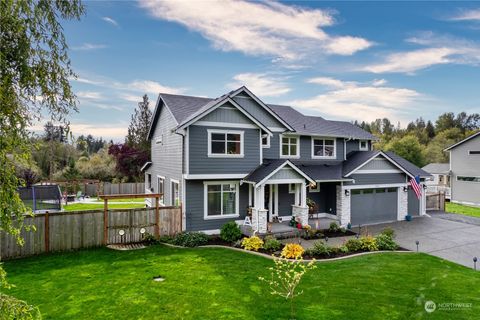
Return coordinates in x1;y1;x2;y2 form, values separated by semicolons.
359;140;368;151
312;138;336;158
208;130;244;158
262;134;270;148
280;135;299;158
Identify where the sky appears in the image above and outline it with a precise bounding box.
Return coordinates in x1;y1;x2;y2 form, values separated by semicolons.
48;1;480;141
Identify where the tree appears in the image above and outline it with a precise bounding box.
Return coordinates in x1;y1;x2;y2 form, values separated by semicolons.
108;144;149;182
76;147;116;181
126;94;152;153
425;121;435;139
384;135;426;167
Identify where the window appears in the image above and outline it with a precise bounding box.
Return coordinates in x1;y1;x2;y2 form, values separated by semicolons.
280;135;299;158
261;134;270;148
469;151;480;155
359;140;368;151
289;183;296;194
351;189;361;195
146;173;152;190
312;138;336;158
155;135;163;145
204;182;239;218
457;176;480;183
309;183;320;193
157;176;165;204
208;130;244;157
171;180;179;206
439;175;444;183
375;188;385;193
387;188;397;193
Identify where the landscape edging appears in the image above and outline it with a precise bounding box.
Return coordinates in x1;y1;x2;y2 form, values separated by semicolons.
159;242;413;262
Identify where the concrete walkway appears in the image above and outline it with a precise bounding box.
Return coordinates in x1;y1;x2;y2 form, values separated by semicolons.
366;216;480;269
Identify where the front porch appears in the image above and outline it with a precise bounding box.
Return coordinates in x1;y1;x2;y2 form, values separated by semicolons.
241;216;340;237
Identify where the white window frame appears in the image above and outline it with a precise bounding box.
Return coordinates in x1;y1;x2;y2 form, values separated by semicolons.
280;134;300;159
359;140;368;151
261;133;270;148
288;183;296;194
207;129;244;158
170;179;180;206
145;173;152;191
203;181;240;220
157;175;165;205
456;175;480;183
311;137;336;159
155;134;163;145
309;183;320;193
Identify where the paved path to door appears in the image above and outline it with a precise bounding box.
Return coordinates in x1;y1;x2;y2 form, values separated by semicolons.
367;215;480;269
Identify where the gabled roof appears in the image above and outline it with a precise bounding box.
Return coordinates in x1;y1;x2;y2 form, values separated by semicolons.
242;159;315;186
291;160;351;182
422;163;449;174
444;131;480;151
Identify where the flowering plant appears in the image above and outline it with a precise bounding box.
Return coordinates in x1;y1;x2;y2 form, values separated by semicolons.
281;243;304;259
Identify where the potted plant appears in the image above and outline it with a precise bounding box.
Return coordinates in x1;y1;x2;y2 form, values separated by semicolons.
405;214;412;221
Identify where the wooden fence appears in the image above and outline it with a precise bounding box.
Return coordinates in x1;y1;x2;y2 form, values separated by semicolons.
103;182;145;195
0;206;181;260
426;192;446;211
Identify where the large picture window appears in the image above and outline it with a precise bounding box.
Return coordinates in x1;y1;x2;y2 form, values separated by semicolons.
280;135;299;158
312;138;336;158
204;182;239;219
208;130;244;157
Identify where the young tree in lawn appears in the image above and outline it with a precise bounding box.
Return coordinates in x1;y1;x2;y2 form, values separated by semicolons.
126;94;152;153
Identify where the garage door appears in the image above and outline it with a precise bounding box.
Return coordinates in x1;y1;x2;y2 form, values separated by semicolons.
351;188;398;225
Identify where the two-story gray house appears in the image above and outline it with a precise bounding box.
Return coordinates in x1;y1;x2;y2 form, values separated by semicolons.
142;87;430;234
444;131;480;207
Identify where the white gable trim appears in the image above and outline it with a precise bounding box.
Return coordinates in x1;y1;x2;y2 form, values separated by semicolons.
345;151;414;179
255;160;315;187
229;86;294;131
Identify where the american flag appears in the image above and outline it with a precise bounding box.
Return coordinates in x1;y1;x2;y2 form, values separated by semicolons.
409;175;422;199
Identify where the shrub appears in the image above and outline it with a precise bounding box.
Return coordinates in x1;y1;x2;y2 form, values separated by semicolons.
328;222;340;233
305;241;331;257
158;235;174;244
220;221;242;243
241;236;264;251
281;243;305;259
171;232;209;247
263;236;282;252
380;227;395;238
339;245;349;253
375;233;399;251
143;233;159;245
360;236;379;251
344;238;363;252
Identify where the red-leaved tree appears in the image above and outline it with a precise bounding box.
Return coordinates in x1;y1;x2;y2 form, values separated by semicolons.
108;144;149;182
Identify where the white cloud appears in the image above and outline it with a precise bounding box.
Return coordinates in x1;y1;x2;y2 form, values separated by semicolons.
120;93;144;103
72;43;108;51
371;79;387;86
448;9;480;21
124;80;185;96
70;123;127;140
139;0;372;61
77;91;104;100
228;73;290;97
289;77;422;122
92;104;123;111
102;16;119;27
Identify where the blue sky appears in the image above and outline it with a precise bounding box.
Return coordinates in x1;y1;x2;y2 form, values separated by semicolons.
50;1;480;141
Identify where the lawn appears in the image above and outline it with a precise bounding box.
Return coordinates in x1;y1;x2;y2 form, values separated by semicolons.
91;198;146;203
62;202;146;211
3;246;479;319
445;202;480;218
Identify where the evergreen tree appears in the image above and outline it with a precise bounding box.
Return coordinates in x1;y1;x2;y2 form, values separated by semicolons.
126;94;152;153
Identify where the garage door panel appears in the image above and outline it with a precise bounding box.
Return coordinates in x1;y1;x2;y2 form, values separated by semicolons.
351;188;398;225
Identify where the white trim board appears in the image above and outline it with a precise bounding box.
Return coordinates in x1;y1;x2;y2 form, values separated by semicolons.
344;183;407;190
256;160;315;187
195;121;258;129
183;174;247;180
345;151;415;179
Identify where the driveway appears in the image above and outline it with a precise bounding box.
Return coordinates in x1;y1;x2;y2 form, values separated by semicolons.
367;215;480;269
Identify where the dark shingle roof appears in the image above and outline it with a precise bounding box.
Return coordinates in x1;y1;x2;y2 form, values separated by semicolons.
291;160;347;181
383;151;432;178
422;163;449;174
342;150;380;175
160;93;214;124
243;159;287;183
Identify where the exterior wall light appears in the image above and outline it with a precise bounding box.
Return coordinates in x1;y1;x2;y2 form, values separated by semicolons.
403;186;408;192
345;189;350;196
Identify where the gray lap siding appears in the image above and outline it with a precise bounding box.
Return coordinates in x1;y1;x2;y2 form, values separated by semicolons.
185;180;248;231
345;173;406;185
189;125;260;174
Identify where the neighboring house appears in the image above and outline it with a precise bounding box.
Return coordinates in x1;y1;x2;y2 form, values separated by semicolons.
444;131;480;207
143;86;431;234
422;163;451;199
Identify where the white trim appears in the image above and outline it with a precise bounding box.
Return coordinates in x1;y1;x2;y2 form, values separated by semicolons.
261;133;270;148
274;184;278;217
256;160;315;186
185;127;189;175
207;129;244;158
311;137;336;159
155;135;163;145
359;140;368;151
199;229;221;235
195;121;258;129
156;175;165;205
248;184;252;206
288;183;296;194
259;131;263;165
268;179;305;185
140;162;152;172
354;169;402;174
269;127;288;132
345;151;415;179
345;183;407;190
279;134;300;159
219;106;236;110
309;183;320;193
269;184;273;222
184;174;247;180
203;181;240;220
181;176;186;231
170;179;180;206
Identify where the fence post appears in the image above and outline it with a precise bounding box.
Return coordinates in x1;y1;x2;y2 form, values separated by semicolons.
155;197;160;239
103;199;108;245
45;211;50;253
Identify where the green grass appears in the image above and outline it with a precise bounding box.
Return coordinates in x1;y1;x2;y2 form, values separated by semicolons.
62;202;146;211
3;246;479;319
91;198;146;203
446;202;480;218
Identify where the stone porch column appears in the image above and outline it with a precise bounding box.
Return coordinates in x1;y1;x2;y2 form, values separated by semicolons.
336;185;351;228
398;186;408;220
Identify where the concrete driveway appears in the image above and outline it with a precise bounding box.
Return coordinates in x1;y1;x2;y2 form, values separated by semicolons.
367;215;480;269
